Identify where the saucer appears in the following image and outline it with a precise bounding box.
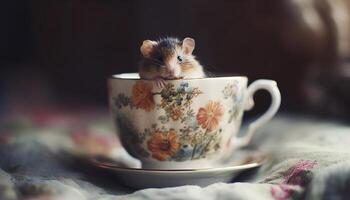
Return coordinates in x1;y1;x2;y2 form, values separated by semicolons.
89;150;264;189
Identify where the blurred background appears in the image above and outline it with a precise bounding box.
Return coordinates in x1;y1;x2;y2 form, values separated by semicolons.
1;0;350;120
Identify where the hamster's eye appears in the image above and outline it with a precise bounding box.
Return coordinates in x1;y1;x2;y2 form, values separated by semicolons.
157;56;163;63
177;55;183;62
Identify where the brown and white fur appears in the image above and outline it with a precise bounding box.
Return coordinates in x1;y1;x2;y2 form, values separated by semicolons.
138;37;205;88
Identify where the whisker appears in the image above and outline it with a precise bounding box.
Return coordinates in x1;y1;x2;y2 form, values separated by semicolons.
204;69;216;77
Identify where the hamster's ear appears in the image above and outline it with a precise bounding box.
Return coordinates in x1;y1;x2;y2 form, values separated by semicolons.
182;37;195;55
140;40;157;57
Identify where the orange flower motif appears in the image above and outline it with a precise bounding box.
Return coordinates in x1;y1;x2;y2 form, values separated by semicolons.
147;129;180;161
196;101;224;130
132;81;155;111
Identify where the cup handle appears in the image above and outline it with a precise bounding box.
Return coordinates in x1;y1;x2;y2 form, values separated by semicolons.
228;79;281;151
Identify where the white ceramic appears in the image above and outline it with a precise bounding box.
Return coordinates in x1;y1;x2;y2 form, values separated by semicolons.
108;73;280;169
90;150;263;189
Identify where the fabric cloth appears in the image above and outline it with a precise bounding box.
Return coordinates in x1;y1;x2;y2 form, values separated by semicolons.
0;111;350;200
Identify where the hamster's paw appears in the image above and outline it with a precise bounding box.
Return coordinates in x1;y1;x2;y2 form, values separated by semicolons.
155;77;166;89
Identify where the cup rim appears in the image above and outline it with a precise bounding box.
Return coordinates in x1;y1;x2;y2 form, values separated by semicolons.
109;73;247;81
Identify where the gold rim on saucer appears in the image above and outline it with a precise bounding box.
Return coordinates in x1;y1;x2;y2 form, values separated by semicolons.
89;155;264;172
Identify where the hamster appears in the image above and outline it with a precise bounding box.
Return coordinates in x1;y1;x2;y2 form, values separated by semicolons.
138;37;206;88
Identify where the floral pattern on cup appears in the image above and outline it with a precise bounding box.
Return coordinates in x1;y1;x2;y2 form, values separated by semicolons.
222;80;244;123
157;82;202;123
112;80;244;162
113;81;202;123
132;80;155;111
114;116;223;161
197;101;224;130
147;129;180;161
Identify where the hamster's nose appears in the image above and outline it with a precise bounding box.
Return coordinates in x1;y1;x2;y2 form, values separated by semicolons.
165;65;180;78
165;66;175;75
167;68;175;76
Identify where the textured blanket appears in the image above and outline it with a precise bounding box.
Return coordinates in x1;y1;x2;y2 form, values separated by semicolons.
0;111;349;200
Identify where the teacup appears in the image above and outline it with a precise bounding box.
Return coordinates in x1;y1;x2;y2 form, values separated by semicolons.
108;73;280;169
